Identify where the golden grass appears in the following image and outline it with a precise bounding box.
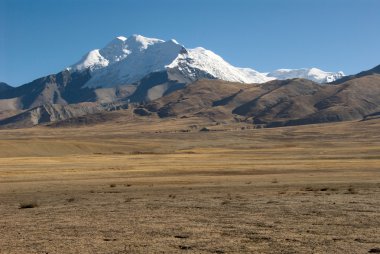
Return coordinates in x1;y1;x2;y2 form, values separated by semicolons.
0;117;379;253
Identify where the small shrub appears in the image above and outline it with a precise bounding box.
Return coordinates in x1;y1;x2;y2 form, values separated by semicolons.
179;245;192;250
368;247;380;253
125;198;133;203
174;235;189;239
66;197;75;203
221;200;231;205
346;186;358;194
19;201;38;209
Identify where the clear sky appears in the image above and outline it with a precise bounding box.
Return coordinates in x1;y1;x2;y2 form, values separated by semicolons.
1;0;379;86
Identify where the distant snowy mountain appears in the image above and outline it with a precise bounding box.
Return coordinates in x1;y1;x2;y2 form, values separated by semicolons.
68;35;273;88
69;35;184;88
68;35;344;87
266;68;344;83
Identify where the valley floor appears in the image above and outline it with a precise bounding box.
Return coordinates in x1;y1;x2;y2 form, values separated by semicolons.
0;118;379;253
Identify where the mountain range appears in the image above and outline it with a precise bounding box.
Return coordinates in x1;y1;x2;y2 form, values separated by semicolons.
0;35;378;128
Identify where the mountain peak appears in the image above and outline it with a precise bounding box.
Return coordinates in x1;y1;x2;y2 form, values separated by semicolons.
115;36;127;41
169;39;179;44
104;36;127;48
0;82;13;93
126;34;164;50
69;35;184;88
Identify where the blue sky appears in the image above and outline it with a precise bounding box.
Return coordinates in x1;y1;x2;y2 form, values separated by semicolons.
1;0;379;86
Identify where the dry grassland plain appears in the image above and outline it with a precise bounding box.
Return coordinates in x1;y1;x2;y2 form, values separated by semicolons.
0;117;379;253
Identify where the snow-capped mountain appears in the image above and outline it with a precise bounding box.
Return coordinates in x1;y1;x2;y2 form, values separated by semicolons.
267;68;345;83
68;35;344;87
69;35;184;88
68;35;274;88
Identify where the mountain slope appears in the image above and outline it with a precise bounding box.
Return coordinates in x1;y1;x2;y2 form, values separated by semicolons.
0;101;128;128
137;74;380;127
0;82;13;93
0;70;94;110
1;70;379;128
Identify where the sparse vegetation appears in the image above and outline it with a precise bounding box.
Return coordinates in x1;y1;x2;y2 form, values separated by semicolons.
0;118;379;253
179;245;192;250
305;187;314;191
346;186;358;194
221;200;231;205
19;201;38;209
174;235;189;239
66;197;75;202
124;198;133;203
368;248;380;253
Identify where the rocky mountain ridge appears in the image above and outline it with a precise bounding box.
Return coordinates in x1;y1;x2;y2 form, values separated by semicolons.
1;35;377;129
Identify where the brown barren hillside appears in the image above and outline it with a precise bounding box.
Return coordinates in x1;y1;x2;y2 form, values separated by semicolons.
139;76;380;127
1;65;380;129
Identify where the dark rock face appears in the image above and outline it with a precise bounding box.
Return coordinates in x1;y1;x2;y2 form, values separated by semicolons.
133;107;152;116
0;70;94;109
0;102;128;128
127;71;185;103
